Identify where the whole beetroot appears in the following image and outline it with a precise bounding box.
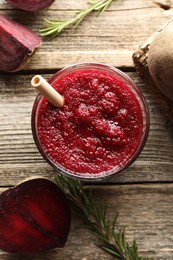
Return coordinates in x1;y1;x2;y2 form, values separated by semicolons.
0;14;41;72
6;0;55;11
147;26;173;101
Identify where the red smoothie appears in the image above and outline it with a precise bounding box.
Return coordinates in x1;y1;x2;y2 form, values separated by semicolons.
32;63;149;180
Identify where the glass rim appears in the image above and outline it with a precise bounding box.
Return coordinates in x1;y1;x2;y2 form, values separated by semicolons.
31;62;150;181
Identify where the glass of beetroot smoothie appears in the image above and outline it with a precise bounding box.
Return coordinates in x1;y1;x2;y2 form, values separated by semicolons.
31;63;150;181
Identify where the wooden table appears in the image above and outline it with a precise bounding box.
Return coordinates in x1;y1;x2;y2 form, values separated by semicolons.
0;0;173;259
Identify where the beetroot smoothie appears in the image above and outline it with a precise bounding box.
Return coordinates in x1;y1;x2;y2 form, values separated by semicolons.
32;63;149;180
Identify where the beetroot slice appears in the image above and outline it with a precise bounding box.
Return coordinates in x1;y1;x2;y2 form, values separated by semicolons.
0;178;71;253
6;0;55;11
0;15;41;72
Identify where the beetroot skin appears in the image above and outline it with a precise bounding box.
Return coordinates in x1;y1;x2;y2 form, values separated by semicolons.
6;0;55;11
0;178;71;253
0;15;41;72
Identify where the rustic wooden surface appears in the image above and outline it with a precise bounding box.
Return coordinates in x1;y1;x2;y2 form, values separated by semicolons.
0;0;173;259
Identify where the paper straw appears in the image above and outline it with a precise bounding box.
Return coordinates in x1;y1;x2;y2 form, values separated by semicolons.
31;75;64;107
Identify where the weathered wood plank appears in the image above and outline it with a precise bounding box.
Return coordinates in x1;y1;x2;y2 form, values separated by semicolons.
0;2;173;69
0;0;166;11
0;73;173;186
0;1;172;260
0;183;173;259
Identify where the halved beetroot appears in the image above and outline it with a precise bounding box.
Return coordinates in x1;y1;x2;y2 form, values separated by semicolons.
0;14;41;72
6;0;55;11
0;178;71;253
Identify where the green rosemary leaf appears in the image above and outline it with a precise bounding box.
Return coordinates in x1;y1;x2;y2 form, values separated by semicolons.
97;243;122;258
55;174;152;259
96;0;112;15
40;0;121;37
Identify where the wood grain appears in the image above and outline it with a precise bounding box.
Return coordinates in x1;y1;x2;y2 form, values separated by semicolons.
0;1;173;69
0;0;167;11
0;0;173;259
0;73;173;186
0;184;173;259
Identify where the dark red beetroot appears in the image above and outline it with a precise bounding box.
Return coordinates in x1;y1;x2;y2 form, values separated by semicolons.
0;15;41;72
6;0;55;11
0;178;71;253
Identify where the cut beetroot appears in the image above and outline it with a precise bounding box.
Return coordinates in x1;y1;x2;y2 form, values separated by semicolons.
6;0;55;11
0;15;41;72
0;178;71;253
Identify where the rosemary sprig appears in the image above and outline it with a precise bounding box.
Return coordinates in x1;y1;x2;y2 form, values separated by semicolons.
40;0;120;37
55;174;152;260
